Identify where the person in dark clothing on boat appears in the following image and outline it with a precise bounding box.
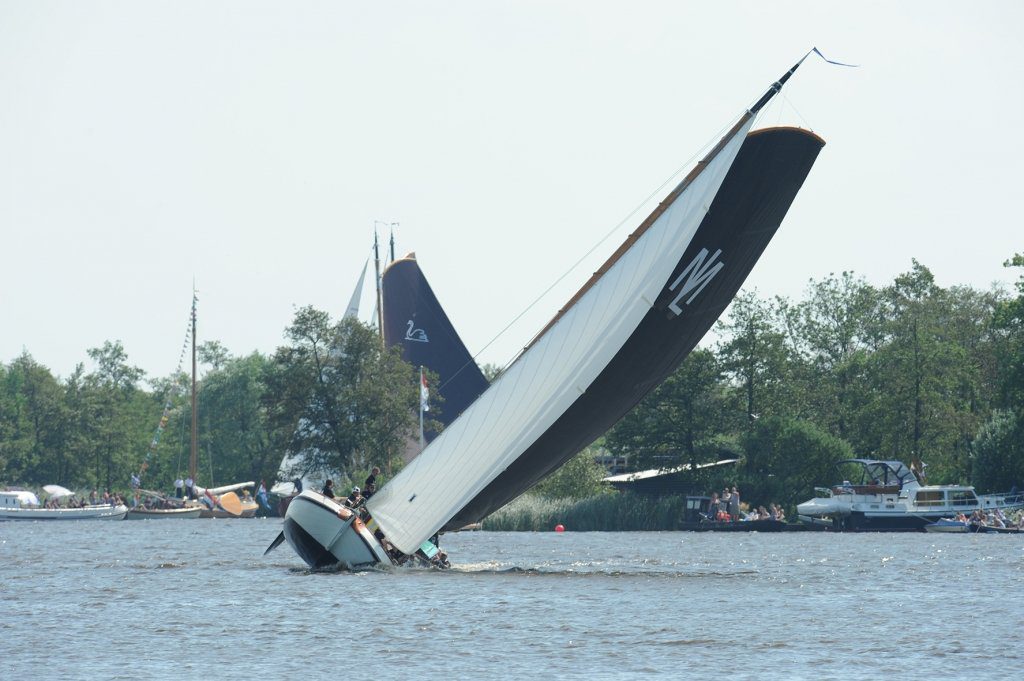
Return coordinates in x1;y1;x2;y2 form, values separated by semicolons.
363;466;380;499
346;486;363;507
321;479;335;498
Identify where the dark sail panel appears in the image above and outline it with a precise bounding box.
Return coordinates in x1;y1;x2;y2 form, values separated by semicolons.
444;126;825;530
381;255;490;435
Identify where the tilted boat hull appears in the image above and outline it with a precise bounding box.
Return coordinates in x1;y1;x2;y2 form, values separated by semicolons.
445;127;825;531
282;491;392;569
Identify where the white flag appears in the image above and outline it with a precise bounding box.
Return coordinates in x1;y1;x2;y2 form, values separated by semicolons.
420;368;430;412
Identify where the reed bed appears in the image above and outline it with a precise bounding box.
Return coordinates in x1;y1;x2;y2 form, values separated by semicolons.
481;492;686;531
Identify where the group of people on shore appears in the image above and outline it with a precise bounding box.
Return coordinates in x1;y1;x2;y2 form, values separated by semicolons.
954;508;1024;529
706;486;786;523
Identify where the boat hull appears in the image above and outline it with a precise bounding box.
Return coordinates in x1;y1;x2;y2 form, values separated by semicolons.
125;507;203;519
282;491;392;569
199;500;259;518
0;504;129;521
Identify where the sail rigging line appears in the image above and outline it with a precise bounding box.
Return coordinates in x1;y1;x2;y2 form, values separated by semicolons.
429;116;744;397
137;296;197;479
520;47;852;361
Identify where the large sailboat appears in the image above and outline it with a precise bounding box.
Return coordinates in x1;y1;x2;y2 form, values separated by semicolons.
130;293;253;519
280;55;828;568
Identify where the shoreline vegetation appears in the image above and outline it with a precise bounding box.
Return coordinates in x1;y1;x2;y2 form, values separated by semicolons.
483;493;694;532
2;257;1024;519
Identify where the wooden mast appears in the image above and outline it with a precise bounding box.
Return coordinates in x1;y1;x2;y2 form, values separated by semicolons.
189;291;198;483
373;230;385;345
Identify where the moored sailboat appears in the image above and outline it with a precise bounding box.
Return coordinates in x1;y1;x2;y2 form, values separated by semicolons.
280;53;829;568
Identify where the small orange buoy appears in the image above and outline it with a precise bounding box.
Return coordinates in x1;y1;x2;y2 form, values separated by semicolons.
554;524;565;533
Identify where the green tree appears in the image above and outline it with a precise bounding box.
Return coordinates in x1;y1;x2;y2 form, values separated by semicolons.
717;292;798;425
533;446;612;500
81;341;149;490
265;308;419;480
790;272;880;440
972;410;1024;492
196;352;279;487
606;349;733;472
860;262;982;481
0;353;68;484
993;254;1024;412
740;415;854;509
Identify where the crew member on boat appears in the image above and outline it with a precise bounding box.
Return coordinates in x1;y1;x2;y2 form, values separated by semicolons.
346;486;363;507
321;479;335;498
363;466;380;499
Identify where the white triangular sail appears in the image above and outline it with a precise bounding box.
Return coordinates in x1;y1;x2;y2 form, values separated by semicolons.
344;258;370;320
367;116;755;554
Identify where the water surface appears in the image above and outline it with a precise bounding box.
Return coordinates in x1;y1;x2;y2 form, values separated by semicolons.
2;520;1021;678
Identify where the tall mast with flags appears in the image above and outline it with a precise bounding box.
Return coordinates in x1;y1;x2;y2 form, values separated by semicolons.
189;289;198;484
373;229;384;343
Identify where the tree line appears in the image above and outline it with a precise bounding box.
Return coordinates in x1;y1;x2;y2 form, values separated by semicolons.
2;257;1023;512
0;310;421;494
605;257;1024;509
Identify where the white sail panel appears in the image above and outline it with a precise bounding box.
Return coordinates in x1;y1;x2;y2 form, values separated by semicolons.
344;258;370;320
367;117;755;554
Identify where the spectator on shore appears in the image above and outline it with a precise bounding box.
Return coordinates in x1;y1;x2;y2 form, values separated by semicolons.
729;487;741;521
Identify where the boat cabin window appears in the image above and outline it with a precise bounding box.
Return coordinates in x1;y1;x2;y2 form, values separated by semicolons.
949;490;978;506
915;490;945;507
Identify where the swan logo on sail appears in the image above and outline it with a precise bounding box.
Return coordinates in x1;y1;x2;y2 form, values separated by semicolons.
667;248;724;316
405;320;429;343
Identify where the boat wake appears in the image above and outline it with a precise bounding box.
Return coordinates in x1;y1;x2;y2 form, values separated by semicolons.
448;563;760;579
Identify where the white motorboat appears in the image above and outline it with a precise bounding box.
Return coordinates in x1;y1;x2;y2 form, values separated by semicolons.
272;52;828;569
0;491;128;521
797;459;1024;531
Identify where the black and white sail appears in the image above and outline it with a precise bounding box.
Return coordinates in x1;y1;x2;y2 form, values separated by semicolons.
381;254;490;438
365;60;824;555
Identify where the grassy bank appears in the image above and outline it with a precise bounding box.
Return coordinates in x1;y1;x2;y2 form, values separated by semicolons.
481;492;687;531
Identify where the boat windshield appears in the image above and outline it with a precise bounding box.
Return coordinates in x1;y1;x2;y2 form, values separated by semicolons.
835;459;916;487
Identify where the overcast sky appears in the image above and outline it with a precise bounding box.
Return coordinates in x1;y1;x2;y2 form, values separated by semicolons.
2;1;1021;381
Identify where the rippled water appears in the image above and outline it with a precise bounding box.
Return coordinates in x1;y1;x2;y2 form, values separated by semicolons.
1;519;1022;679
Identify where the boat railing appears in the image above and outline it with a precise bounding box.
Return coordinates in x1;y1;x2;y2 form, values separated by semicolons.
814;487;834;498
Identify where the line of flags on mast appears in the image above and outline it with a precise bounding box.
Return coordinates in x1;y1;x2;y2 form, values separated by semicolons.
138;294;196;476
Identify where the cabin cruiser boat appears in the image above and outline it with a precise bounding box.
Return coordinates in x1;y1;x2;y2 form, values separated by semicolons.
0;490;129;521
797;459;1024;531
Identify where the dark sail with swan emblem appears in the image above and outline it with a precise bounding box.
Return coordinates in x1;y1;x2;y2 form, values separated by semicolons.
381;254;490;437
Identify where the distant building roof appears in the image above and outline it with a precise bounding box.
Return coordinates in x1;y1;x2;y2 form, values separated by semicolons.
603;459;740;484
